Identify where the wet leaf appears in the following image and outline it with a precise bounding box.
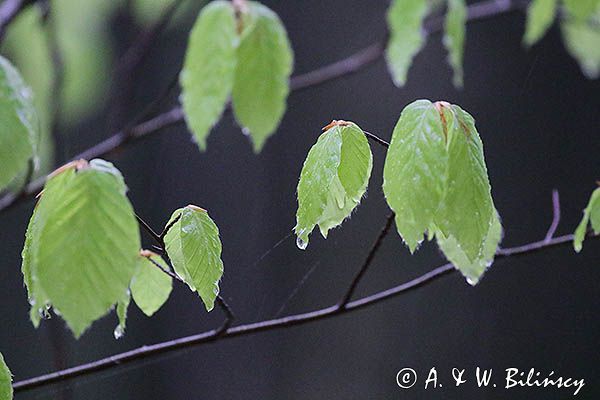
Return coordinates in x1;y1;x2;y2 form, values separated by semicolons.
164;205;224;311
523;0;557;46
444;0;467;87
574;187;600;252
232;2;293;151
561;11;600;79
131;251;173;317
21;159;140;337
295;122;372;248
0;353;11;400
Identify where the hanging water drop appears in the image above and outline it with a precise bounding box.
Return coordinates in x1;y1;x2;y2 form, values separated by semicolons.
466;277;479;286
296;236;307;250
113;324;125;340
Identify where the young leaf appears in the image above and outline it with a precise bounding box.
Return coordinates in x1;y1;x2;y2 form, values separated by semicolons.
0;352;12;400
131;251;173;317
573;187;600;252
0;55;38;191
444;0;467;87
232;2;293;151
21;159;141;337
180;1;238;150
435;104;495;262
562;0;600;20
164;205;224;311
295;121;373;249
383;100;448;252
436;210;502;285
561;13;600;79
385;0;429;86
523;0;557;47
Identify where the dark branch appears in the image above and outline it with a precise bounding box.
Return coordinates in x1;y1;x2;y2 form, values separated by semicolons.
544;189;560;242
135;213;162;246
337;212;395;309
13;230;598;393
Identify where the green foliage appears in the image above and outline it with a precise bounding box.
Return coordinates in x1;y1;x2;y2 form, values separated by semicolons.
385;0;429;86
295;121;373;249
115;294;130;339
523;0;558;46
164;205;224;311
444;0;467;87
383;100;500;284
561;10;600;79
562;0;600;20
0;55;38;191
21;159;141;337
180;1;238;150
574;187;600;252
232;2;293;151
0;353;11;400
131;251;173;317
181;1;293;152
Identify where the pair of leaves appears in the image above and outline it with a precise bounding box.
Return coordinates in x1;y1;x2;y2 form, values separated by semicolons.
294;122;373;249
524;0;600;78
381;100;501;284
115;206;224;338
0;55;38;192
180;0;293;152
0;353;11;400
574;187;600;252
22;159;141;338
385;0;466;88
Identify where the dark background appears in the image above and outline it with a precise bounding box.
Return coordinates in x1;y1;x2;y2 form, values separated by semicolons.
1;1;599;399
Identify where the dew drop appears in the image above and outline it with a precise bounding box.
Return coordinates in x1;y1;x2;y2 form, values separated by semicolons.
241;127;251;136
466;277;478;286
296;236;308;250
113;325;125;340
38;307;51;320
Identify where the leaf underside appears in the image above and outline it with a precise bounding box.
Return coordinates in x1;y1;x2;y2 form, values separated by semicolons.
131;253;173;317
574;187;600;252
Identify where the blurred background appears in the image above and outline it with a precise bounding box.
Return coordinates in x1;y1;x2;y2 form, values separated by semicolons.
0;0;599;399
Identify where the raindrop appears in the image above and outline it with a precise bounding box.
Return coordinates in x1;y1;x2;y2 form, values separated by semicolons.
296;236;307;250
113;325;125;340
241;127;251;137
466;277;478;286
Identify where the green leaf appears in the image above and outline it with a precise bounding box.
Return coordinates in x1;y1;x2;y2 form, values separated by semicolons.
164;205;224;311
295;121;373;249
562;0;600;20
574;187;600;252
435;104;495;262
561;12;600;79
523;0;557;46
0;352;12;400
385;0;429;86
131;251;173;317
114;293;130;340
0;55;38;191
444;0;467;87
21;159;141;337
232;2;293;152
180;1;238;150
436;210;502;285
383;100;448;252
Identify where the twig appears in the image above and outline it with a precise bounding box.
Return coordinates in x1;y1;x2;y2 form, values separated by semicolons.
0;0;523;215
544;189;560;242
364;131;390;148
13;229;598;393
145;255;183;283
337;212;395;309
215;295;235;335
135;213;162;246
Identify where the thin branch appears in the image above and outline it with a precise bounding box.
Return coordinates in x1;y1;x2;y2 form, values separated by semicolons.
146;255;183;282
337;212;395;309
159;212;181;239
0;0;522;215
13;230;598;393
215;295;235;334
135;213;162;246
544;189;560;242
363;130;390;148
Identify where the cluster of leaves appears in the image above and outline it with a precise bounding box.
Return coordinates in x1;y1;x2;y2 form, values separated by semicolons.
21;160;224;338
180;0;293;152
295;101;501;285
524;0;600;78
